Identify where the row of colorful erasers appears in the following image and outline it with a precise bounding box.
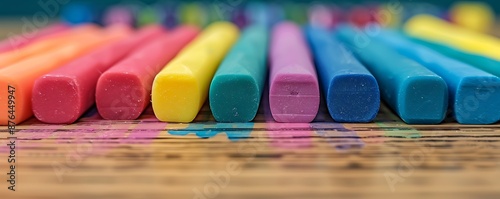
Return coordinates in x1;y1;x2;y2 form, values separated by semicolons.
63;1;495;32
0;5;499;126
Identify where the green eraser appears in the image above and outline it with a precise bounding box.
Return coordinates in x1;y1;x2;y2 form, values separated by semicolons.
209;25;269;122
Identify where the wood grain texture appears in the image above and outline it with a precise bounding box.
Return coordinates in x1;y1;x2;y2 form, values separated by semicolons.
1;101;499;199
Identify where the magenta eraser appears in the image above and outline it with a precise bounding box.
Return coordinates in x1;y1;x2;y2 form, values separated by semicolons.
269;22;320;123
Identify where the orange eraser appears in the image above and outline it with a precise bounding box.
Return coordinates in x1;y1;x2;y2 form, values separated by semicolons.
0;25;131;125
0;24;101;70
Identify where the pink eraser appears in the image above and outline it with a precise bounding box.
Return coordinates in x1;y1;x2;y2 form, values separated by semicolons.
32;25;165;124
96;25;200;120
0;23;69;53
269;22;320;123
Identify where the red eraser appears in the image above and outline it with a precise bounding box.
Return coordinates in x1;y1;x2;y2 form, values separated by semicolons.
32;25;165;124
96;25;200;120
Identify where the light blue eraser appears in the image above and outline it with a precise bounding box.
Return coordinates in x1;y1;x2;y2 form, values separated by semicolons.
375;29;500;124
336;25;448;124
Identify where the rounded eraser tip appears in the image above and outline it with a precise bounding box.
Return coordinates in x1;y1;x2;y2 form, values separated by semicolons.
32;76;82;124
455;76;500;124
328;74;380;123
399;76;448;124
269;74;320;123
209;75;260;122
96;73;148;120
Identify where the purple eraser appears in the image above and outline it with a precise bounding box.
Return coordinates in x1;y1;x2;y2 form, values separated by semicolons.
269;22;320;123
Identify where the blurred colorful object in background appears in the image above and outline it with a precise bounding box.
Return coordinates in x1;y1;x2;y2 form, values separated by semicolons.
348;6;376;27
136;5;162;27
42;1;495;32
449;1;495;33
178;2;207;27
245;2;284;28
283;2;308;24
376;2;403;28
62;3;98;25
102;5;135;27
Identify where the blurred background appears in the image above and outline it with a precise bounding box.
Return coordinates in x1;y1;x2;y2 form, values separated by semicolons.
1;0;498;38
1;0;500;16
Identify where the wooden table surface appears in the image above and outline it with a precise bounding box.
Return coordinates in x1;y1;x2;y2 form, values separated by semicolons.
1;101;499;199
0;21;500;199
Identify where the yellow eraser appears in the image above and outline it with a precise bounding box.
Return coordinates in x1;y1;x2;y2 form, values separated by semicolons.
152;22;239;122
450;1;495;33
405;15;500;60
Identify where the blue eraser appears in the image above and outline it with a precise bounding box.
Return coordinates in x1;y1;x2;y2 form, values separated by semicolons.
62;3;98;25
305;26;380;123
374;28;500;124
336;25;448;124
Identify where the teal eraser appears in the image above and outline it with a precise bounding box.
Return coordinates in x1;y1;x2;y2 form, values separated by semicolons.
375;29;500;124
209;25;269;122
336;25;448;124
305;26;380;123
